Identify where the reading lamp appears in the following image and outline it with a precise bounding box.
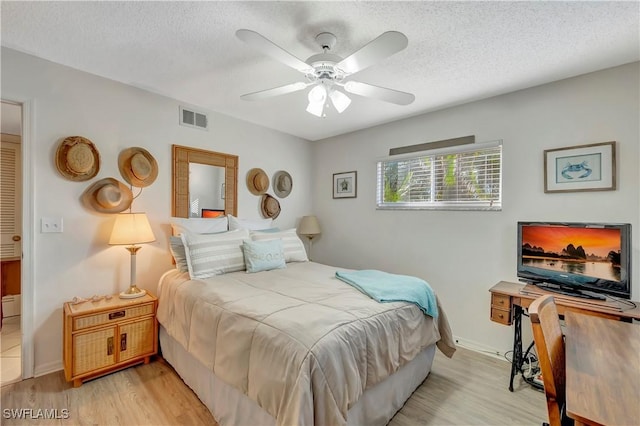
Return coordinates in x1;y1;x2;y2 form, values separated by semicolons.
298;215;321;260
109;212;156;298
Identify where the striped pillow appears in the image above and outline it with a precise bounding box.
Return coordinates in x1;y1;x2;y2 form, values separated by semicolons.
250;228;308;263
181;229;250;279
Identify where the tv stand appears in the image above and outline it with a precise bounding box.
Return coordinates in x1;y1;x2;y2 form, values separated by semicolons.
530;281;606;301
489;281;640;392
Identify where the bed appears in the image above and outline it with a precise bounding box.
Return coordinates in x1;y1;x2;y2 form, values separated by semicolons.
156;257;456;426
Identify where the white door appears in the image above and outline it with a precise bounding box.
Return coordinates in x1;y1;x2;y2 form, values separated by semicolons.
1;134;22;261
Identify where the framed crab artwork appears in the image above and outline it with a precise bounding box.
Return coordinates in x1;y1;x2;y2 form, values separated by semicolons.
544;141;616;193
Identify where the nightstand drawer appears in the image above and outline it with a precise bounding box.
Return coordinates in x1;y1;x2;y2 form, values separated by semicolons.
73;302;155;331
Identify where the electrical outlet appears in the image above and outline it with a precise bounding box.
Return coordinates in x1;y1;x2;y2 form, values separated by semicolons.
41;217;63;233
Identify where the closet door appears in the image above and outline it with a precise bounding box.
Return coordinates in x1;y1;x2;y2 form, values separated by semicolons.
0;134;21;261
1;134;22;314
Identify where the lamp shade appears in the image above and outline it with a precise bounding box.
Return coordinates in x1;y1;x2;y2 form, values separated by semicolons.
329;89;351;113
298;215;321;237
306;85;327;117
109;213;156;245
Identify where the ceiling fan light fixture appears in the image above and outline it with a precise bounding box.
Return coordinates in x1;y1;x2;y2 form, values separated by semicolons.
306;84;327;117
307;84;327;103
306;100;325;117
329;89;351;113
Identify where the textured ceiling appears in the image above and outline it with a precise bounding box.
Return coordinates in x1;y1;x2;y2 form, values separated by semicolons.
2;1;638;141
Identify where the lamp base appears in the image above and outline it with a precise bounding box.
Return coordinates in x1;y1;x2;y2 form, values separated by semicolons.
119;286;147;299
306;236;315;261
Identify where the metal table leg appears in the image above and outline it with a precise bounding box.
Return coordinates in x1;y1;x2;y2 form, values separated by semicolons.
509;305;523;392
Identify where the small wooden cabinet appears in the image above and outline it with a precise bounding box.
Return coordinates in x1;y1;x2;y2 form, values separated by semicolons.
63;293;157;387
490;291;512;325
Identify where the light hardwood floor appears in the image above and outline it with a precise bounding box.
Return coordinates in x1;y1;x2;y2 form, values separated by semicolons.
1;347;546;425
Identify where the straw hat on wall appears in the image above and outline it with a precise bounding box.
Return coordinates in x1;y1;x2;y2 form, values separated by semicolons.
82;178;133;213
247;168;269;195
55;136;100;181
273;170;292;198
118;147;158;187
261;194;281;219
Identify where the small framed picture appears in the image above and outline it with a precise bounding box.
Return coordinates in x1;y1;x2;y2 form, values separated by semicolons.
544;141;616;193
333;171;357;199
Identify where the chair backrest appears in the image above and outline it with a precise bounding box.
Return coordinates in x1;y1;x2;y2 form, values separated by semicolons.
529;295;566;426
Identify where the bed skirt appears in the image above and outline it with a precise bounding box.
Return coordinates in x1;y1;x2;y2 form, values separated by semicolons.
159;325;436;426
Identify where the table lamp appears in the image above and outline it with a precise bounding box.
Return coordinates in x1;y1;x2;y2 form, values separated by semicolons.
298;215;321;260
109;212;156;298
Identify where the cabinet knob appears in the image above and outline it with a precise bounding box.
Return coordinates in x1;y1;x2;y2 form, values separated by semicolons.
12;235;21;242
498;313;504;319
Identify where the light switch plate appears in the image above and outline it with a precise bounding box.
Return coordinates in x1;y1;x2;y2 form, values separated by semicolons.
41;217;63;233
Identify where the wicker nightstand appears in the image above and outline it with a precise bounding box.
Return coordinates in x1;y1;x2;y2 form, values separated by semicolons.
63;293;158;387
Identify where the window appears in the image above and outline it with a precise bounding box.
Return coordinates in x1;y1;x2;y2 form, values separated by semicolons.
377;141;502;210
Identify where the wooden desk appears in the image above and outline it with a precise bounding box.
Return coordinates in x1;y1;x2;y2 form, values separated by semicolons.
489;281;640;391
565;311;640;426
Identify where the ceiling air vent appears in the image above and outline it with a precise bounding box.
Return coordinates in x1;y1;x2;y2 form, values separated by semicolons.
179;106;208;131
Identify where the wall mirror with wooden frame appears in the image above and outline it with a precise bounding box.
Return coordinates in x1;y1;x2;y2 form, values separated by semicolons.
172;144;238;218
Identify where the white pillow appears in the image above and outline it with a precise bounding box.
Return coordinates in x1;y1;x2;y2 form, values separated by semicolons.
169;236;188;273
181;229;250;279
170;216;229;236
250;228;308;263
228;215;273;231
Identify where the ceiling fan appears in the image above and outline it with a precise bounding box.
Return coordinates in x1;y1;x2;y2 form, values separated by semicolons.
236;29;415;117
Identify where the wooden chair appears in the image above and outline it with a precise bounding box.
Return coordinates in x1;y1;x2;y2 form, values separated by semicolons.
529;295;573;426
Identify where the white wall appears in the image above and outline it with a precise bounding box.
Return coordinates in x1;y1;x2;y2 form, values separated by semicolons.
1;101;22;135
311;62;640;355
1;47;313;375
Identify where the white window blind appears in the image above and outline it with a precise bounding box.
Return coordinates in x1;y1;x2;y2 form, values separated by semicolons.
377;141;502;211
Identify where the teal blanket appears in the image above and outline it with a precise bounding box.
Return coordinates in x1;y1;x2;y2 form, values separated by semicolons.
335;270;438;318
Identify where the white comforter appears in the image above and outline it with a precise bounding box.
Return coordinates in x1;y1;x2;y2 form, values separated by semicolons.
157;261;455;426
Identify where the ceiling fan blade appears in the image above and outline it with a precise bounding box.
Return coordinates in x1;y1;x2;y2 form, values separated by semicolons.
236;29;314;74
336;31;408;75
240;82;308;101
344;81;415;105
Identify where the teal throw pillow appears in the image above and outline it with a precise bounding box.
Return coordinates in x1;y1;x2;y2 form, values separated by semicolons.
242;239;286;273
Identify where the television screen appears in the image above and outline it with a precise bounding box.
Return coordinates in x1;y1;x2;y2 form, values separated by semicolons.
517;222;631;299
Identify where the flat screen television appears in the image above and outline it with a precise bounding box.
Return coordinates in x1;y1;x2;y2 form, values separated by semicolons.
517;222;631;300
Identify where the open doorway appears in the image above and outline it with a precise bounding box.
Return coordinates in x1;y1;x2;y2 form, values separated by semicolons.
1;100;23;386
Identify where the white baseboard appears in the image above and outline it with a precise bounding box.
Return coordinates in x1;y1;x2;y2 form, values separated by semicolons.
453;335;509;361
34;360;63;378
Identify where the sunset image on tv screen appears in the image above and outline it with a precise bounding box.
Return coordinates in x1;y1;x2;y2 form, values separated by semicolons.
521;225;621;281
